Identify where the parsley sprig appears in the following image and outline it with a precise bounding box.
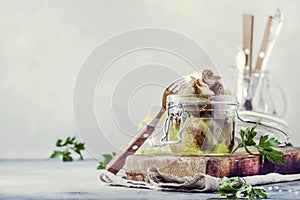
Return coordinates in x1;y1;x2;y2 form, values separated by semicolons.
97;152;116;169
49;136;85;161
232;121;285;165
256;135;284;164
218;177;267;199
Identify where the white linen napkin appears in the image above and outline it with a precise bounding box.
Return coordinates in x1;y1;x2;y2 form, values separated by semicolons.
100;165;300;192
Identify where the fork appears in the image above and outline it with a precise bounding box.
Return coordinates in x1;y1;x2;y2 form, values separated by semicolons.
106;76;189;175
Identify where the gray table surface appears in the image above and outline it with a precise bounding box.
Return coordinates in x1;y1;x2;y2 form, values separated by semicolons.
0;160;299;200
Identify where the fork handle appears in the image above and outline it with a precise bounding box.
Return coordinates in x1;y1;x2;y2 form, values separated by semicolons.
106;108;166;174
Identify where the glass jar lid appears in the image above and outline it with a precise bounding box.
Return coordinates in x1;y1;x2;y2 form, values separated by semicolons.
236;110;292;144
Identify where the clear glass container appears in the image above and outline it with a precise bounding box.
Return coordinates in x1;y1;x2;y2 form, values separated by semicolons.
231;68;287;117
235;110;291;144
161;94;239;155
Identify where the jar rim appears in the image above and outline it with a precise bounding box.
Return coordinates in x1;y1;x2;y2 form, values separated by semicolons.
167;94;238;106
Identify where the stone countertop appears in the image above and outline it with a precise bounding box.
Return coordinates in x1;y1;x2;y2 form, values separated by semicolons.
0;160;299;199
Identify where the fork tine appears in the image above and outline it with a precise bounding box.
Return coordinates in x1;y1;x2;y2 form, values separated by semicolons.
166;75;192;93
171;84;180;92
172;76;187;86
167;79;181;91
166;81;176;90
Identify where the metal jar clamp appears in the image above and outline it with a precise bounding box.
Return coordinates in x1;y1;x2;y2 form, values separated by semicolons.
160;101;190;145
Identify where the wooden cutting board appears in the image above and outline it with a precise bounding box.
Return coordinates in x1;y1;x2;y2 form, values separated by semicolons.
125;147;300;181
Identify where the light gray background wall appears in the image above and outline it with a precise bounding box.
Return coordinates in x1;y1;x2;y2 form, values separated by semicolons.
0;0;299;159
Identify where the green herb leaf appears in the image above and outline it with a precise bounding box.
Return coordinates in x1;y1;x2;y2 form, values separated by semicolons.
62;150;73;162
49;136;85;162
63;137;75;146
286;142;293;147
97;152;116;170
56;139;63;147
256;135;285;165
231;122;258;155
50;150;63;158
232;121;285;165
72;141;85;160
218;176;267;199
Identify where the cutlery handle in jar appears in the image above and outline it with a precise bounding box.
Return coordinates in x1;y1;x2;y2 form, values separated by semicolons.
243;14;254;75
106;108;165;175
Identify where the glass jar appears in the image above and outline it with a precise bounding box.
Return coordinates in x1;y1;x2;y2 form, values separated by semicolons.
231;67;287;117
161;94;239;155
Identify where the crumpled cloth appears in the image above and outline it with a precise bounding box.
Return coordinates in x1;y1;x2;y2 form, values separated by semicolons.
100;165;300;192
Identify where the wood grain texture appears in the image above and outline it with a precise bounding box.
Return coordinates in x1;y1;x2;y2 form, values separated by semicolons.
125;147;300;181
243;14;254;75
255;16;273;71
